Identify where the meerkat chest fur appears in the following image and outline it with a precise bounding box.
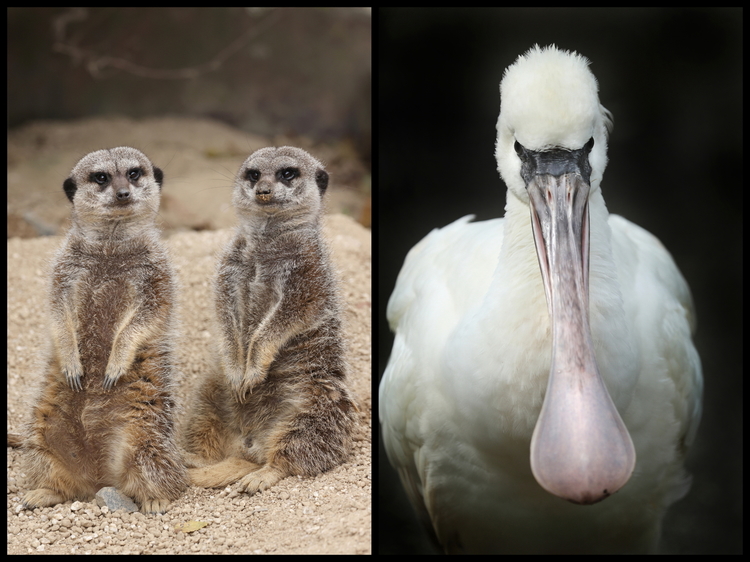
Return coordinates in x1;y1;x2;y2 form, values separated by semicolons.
54;236;174;381
225;225;335;312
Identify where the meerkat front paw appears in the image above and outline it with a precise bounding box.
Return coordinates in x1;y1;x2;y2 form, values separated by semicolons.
62;361;83;391
103;362;127;390
238;465;285;495
224;364;244;388
230;365;268;403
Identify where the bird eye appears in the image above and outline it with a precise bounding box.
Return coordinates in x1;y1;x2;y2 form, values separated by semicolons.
128;168;142;181
514;141;523;156
92;173;108;185
246;169;260;182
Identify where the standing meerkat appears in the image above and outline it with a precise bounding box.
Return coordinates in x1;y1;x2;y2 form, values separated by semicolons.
183;146;358;494
13;147;187;514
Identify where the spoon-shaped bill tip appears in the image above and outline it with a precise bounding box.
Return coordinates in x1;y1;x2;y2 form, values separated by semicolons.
530;366;636;505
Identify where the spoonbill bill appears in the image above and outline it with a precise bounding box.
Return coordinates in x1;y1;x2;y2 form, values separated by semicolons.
379;44;702;554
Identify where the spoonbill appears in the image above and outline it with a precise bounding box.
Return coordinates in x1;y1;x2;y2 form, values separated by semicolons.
379;45;702;554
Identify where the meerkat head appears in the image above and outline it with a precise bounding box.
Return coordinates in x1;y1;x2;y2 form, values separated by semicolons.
233;146;328;224
63;147;164;233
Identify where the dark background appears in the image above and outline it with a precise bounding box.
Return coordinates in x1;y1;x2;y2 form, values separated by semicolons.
8;7;371;157
377;8;742;554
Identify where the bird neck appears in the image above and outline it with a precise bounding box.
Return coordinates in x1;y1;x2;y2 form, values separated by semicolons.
494;194;548;301
498;189;616;291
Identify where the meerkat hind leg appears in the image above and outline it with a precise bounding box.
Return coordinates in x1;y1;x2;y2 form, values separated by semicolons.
22;488;69;510
20;448;95;510
183;373;233;463
239;465;286;495
188;457;260;488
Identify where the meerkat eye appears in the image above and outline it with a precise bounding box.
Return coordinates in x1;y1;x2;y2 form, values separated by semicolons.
128;168;142;181
279;168;298;181
246;169;261;182
91;172;109;185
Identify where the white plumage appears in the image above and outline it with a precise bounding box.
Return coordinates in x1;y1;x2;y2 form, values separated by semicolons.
380;45;702;554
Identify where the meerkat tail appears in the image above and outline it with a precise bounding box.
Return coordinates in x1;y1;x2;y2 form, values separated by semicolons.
188;457;261;488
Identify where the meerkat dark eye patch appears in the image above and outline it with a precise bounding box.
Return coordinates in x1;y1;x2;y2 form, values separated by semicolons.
90;172;110;186
278;168;299;183
246;169;261;182
127;168;143;182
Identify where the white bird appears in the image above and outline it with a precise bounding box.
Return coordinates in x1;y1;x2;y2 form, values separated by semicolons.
379;45;702;554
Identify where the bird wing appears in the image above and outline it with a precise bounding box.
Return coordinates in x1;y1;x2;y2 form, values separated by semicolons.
608;214;703;503
380;215;503;536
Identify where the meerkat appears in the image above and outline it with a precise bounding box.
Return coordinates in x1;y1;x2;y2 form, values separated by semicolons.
12;147;187;514
183;146;358;494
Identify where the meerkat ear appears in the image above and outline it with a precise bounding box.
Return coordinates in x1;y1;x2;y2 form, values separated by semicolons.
153;167;164;189
315;169;329;194
63;178;77;203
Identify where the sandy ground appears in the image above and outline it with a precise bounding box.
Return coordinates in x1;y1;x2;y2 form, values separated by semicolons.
6;215;371;554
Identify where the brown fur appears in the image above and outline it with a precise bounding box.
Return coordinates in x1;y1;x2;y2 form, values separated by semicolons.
16;147;187;514
183;146;358;494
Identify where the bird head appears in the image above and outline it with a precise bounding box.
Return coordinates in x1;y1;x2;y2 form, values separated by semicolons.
496;44;612;203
